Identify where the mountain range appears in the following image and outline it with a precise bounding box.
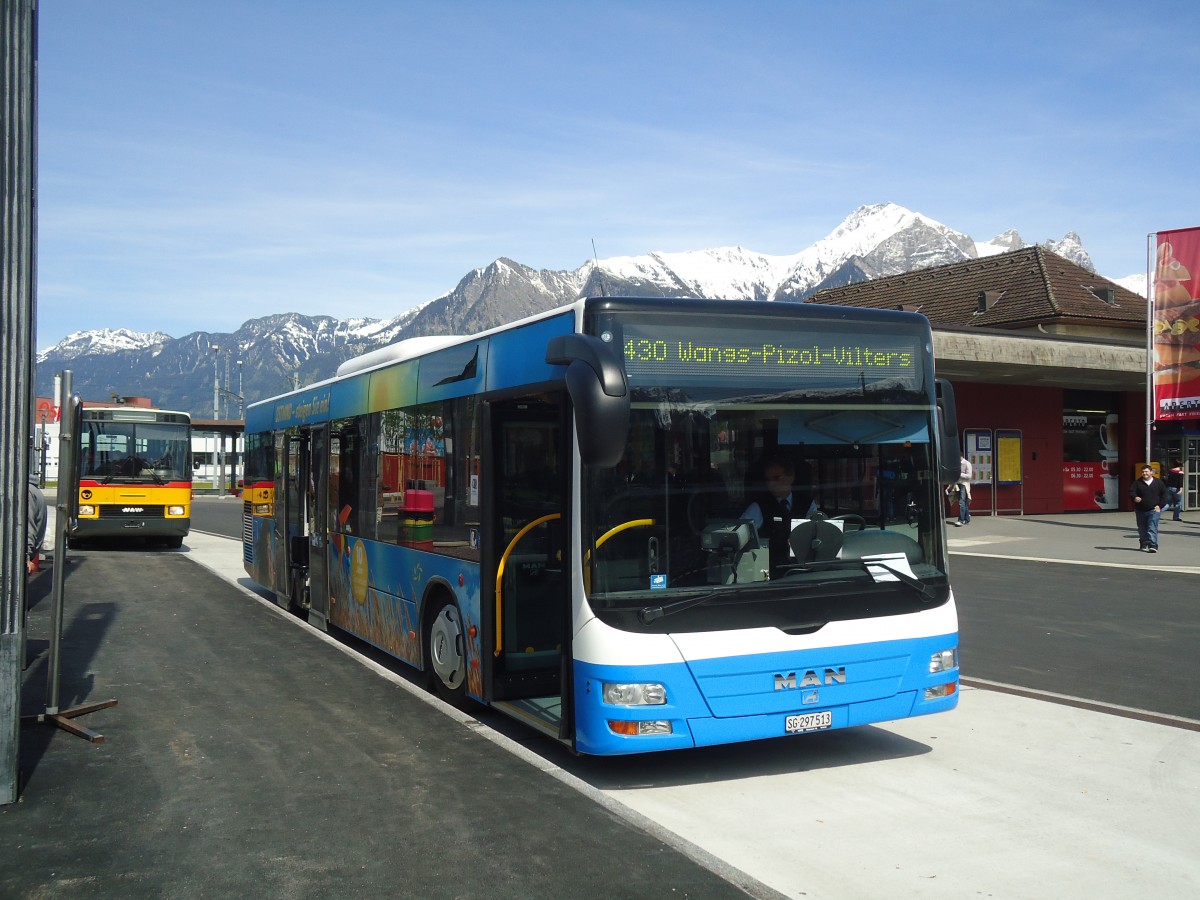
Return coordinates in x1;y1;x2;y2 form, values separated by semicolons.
34;202;1122;417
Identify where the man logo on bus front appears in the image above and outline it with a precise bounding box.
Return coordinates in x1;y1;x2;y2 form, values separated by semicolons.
774;668;846;690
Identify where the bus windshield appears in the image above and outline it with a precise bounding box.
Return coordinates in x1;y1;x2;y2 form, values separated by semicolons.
80;420;191;484
582;306;949;633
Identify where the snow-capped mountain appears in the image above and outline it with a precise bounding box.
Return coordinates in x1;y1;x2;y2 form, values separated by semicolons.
1115;273;1148;297
49;327;175;356
575;203;1095;304
34;202;1107;415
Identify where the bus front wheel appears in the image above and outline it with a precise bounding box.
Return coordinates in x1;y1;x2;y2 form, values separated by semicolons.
425;594;468;708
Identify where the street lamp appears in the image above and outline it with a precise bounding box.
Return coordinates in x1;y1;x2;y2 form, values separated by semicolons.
36;407;49;487
211;343;220;420
211;343;224;493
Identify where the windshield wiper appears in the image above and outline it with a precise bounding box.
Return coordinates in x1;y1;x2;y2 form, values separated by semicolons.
794;558;939;602
638;582;802;624
638;591;720;624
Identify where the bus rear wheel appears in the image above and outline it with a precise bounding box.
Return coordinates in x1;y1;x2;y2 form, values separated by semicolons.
425;595;468;707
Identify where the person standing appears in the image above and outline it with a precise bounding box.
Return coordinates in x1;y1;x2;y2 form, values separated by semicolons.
954;455;972;526
26;473;47;574
1130;464;1169;553
1165;461;1184;522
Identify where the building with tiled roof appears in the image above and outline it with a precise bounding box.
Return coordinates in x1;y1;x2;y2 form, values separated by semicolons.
810;246;1146;337
806;247;1175;516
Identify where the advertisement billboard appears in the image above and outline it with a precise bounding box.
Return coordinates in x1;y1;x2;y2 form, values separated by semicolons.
1152;227;1200;420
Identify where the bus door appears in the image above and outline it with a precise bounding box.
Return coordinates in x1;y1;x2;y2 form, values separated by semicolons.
281;429;308;611
486;396;573;740
271;430;292;602
305;424;331;630
279;427;316;619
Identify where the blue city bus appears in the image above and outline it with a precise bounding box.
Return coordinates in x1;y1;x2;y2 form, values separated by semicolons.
242;297;960;755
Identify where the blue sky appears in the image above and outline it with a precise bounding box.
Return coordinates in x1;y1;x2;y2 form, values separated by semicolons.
35;0;1200;350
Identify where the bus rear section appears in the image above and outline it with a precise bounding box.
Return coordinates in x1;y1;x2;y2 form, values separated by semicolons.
71;407;192;547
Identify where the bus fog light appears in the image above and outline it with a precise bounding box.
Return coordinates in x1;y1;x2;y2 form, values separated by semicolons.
608;719;673;736
925;682;957;700
168;505;185;516
602;682;666;706
78;504;95;516
929;648;958;673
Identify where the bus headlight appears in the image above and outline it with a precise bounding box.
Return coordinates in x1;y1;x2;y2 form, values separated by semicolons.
78;504;95;516
925;682;957;700
602;682;667;706
168;505;185;516
608;719;673;736
929;648;958;673
253;503;273;515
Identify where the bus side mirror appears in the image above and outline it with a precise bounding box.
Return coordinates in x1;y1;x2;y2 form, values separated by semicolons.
545;334;630;468
935;378;961;484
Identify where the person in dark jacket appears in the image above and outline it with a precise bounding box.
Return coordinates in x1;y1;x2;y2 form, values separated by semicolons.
1165;461;1184;522
1130;465;1169;553
742;458;817;577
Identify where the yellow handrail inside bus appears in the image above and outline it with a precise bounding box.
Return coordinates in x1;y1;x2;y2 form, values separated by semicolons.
583;518;656;592
495;513;561;657
591;518;656;555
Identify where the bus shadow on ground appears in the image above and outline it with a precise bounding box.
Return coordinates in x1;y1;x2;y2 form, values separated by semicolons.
561;724;932;791
65;536;185;552
216;573;938;790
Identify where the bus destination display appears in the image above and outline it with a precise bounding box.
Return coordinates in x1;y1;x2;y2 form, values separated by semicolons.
619;322;922;388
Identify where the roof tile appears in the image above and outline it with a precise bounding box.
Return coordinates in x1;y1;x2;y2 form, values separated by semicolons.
805;247;1146;330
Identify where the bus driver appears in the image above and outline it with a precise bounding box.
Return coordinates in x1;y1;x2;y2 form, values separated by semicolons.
741;458;817;576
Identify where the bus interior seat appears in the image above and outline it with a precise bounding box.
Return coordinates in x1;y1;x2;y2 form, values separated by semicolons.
788;519;843;564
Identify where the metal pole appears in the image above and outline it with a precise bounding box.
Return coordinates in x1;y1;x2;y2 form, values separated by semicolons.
1146;232;1154;467
211;343;219;420
46;377;76;716
37;383;116;742
37;415;46;486
2;0;38;807
234;359;244;491
211;345;221;492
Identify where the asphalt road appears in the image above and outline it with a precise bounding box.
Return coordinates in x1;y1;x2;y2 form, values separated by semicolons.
954;554;1200;720
190;493;243;538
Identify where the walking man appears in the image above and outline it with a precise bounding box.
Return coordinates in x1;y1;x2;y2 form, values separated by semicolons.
1130;464;1169;553
1165;461;1184;521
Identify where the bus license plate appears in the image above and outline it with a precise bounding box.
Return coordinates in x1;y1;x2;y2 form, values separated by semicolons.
785;711;832;734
